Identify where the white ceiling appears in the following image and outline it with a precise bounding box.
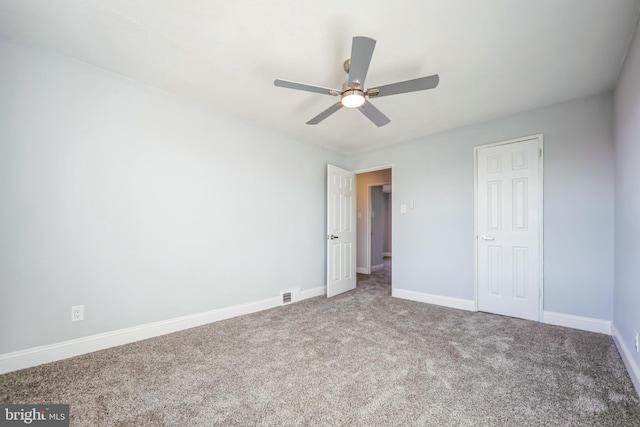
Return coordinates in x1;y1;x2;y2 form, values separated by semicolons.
1;1;639;154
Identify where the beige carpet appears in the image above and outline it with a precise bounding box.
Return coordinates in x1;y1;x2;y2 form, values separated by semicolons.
1;268;639;426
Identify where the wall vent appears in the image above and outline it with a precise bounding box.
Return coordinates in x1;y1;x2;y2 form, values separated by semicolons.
280;288;300;306
282;292;292;304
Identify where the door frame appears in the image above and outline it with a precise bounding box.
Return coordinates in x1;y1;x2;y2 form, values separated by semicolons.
473;134;544;320
355;164;394;277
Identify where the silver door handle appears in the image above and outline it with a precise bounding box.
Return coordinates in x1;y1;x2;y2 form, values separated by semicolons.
479;235;495;241
328;235;339;240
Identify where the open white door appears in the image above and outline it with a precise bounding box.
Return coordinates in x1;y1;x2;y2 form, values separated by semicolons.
327;165;356;297
476;136;542;321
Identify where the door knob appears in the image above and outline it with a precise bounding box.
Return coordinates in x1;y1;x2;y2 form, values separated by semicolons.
479;235;495;241
328;235;339;240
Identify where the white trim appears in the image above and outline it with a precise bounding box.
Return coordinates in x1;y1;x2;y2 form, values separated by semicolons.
0;288;323;375
612;324;640;398
473;144;480;312
473;134;544;320
539;138;545;321
473;146;479;311
353;164;395;175
356;267;368;274
542;311;611;335
300;286;326;299
371;264;384;272
392;288;476;312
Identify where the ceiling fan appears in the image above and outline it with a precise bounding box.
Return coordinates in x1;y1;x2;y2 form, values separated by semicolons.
274;36;439;127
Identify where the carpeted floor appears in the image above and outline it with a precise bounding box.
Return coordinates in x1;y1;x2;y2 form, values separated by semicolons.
1;265;639;426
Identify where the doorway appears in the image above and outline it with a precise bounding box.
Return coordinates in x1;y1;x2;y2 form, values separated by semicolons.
355;167;392;280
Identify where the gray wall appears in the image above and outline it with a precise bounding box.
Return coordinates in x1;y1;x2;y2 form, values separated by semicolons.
383;191;392;255
0;40;344;354
370;186;385;268
613;22;640;374
0;37;621;358
349;93;615;320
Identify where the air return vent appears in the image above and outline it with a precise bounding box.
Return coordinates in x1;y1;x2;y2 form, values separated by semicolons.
282;292;292;304
280;288;300;306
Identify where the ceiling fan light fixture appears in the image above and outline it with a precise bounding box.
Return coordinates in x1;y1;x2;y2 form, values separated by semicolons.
341;89;365;108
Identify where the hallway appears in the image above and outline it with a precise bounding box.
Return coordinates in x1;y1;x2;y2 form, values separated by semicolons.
356;256;391;295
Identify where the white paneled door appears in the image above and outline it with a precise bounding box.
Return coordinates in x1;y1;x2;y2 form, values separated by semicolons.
477;136;542;321
327;165;356;297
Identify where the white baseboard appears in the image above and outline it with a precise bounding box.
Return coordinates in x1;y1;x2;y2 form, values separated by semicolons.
542;311;611;335
0;287;323;375
301;286;325;299
612;324;640;398
356;267;368;274
371;264;384;272
392;288;476;312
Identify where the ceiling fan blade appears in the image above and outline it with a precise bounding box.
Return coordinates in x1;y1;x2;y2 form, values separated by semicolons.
358;101;390;127
348;36;376;88
274;79;340;96
306;102;343;125
368;74;439;98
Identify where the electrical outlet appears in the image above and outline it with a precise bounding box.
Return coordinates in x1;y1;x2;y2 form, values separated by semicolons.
635;331;640;353
71;305;84;322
